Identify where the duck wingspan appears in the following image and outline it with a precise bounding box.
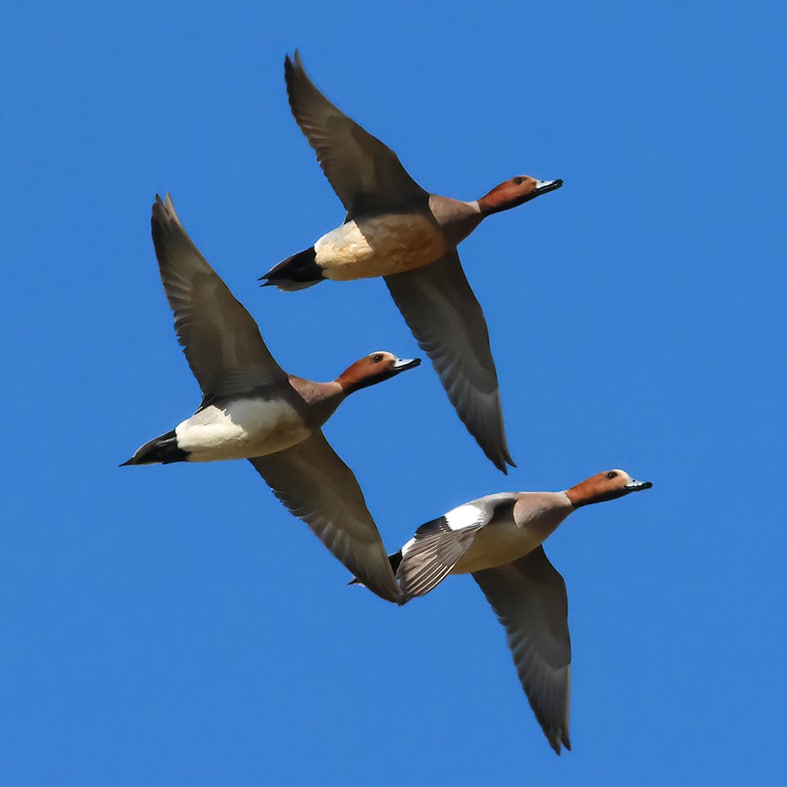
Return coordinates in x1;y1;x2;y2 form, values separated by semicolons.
151;194;289;398
284;51;428;218
248;430;401;604
384;251;514;472
472;547;572;755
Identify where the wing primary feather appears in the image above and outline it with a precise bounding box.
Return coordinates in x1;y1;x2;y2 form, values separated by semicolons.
248;431;401;603
384;253;513;472
472;547;571;754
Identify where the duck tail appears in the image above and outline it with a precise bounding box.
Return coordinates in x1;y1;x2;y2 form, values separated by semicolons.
120;430;188;466
259;247;324;291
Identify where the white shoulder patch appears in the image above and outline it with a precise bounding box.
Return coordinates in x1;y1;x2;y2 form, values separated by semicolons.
444;503;487;532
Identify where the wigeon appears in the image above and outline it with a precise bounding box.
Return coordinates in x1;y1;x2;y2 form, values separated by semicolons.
260;52;562;473
122;194;421;603
385;469;652;752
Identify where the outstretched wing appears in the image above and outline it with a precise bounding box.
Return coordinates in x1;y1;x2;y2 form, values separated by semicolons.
385;251;513;472
285;51;428;218
473;547;571;755
249;430;400;603
151;194;288;397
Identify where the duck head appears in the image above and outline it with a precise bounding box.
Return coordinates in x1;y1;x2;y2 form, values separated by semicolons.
565;469;652;508
337;351;421;394
477;176;563;216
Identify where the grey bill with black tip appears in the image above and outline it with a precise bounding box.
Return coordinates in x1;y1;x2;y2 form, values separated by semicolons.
625;480;653;492
525;178;564;203
472;546;571;755
249;430;401;603
385;251;514;473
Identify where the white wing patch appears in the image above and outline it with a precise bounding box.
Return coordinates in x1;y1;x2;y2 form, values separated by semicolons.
444;502;489;532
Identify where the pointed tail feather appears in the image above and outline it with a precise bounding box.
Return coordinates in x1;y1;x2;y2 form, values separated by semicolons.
120;430;188;466
260;247;324;291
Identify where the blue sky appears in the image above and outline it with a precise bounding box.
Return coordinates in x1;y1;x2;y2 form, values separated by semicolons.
1;1;786;784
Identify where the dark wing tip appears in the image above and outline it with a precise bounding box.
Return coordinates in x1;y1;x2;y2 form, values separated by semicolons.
487;448;515;474
485;418;515;473
283;51;306;117
151;192;167;223
548;729;571;755
346;573;405;608
151;192;179;227
284;49;305;85
150;193;182;258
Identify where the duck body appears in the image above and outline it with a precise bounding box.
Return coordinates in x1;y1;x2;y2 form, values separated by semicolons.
122;194;421;603
450;492;573;575
261;51;562;472
171;393;313;462
271;197;484;287
129;376;346;465
386;470;653;754
314;211;453;281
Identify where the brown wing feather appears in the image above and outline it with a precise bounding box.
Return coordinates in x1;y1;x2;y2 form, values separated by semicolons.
473;547;571;754
249;431;400;603
385;251;513;472
151;194;288;397
285;52;428;218
396;516;482;599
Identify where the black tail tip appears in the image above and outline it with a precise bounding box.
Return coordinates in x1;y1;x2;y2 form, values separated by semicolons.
261;247;323;291
120;430;187;466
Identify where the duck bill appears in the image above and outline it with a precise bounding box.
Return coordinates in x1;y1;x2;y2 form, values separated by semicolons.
624;479;653;493
391;357;421;374
523;178;563;203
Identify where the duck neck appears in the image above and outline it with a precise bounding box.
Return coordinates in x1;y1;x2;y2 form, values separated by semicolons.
288;376;345;425
476;195;504;217
335;375;373;396
565;482;625;508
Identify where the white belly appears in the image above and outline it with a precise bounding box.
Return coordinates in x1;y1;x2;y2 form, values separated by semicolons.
314;214;447;280
175;399;311;461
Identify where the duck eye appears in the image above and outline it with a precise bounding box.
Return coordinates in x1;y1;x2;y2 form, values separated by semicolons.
513;177;524;185
606;471;618;479
371;354;383;363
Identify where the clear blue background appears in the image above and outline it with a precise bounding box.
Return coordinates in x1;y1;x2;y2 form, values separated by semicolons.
1;2;785;784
